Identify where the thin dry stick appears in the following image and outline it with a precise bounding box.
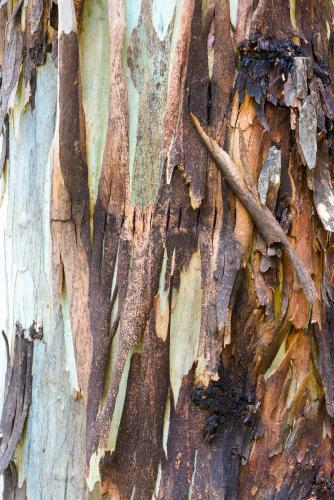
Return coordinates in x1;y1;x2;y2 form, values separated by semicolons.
190;113;318;304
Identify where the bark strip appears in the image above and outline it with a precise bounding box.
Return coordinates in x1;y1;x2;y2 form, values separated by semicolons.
0;332;33;474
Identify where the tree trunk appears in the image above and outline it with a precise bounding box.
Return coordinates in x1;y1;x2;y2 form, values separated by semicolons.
0;0;334;498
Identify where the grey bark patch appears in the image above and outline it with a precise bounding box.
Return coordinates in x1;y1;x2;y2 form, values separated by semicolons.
258;146;281;208
297;91;318;171
30;0;44;34
284;57;310;108
260;255;272;273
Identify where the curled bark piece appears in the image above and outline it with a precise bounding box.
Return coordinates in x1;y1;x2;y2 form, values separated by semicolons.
190;113;318;304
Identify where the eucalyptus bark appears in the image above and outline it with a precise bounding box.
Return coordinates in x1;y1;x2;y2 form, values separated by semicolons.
0;0;334;499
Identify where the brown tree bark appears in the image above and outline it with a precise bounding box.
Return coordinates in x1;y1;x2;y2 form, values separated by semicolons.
0;0;334;498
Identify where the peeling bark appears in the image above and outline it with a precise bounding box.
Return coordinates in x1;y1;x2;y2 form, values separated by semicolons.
1;0;334;499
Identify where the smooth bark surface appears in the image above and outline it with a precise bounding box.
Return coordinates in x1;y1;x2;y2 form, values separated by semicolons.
0;0;334;499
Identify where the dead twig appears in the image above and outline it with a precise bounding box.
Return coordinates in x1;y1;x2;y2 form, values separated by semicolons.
190;113;318;304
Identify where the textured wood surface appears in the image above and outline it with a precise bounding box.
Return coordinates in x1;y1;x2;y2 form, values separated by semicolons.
0;0;334;499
